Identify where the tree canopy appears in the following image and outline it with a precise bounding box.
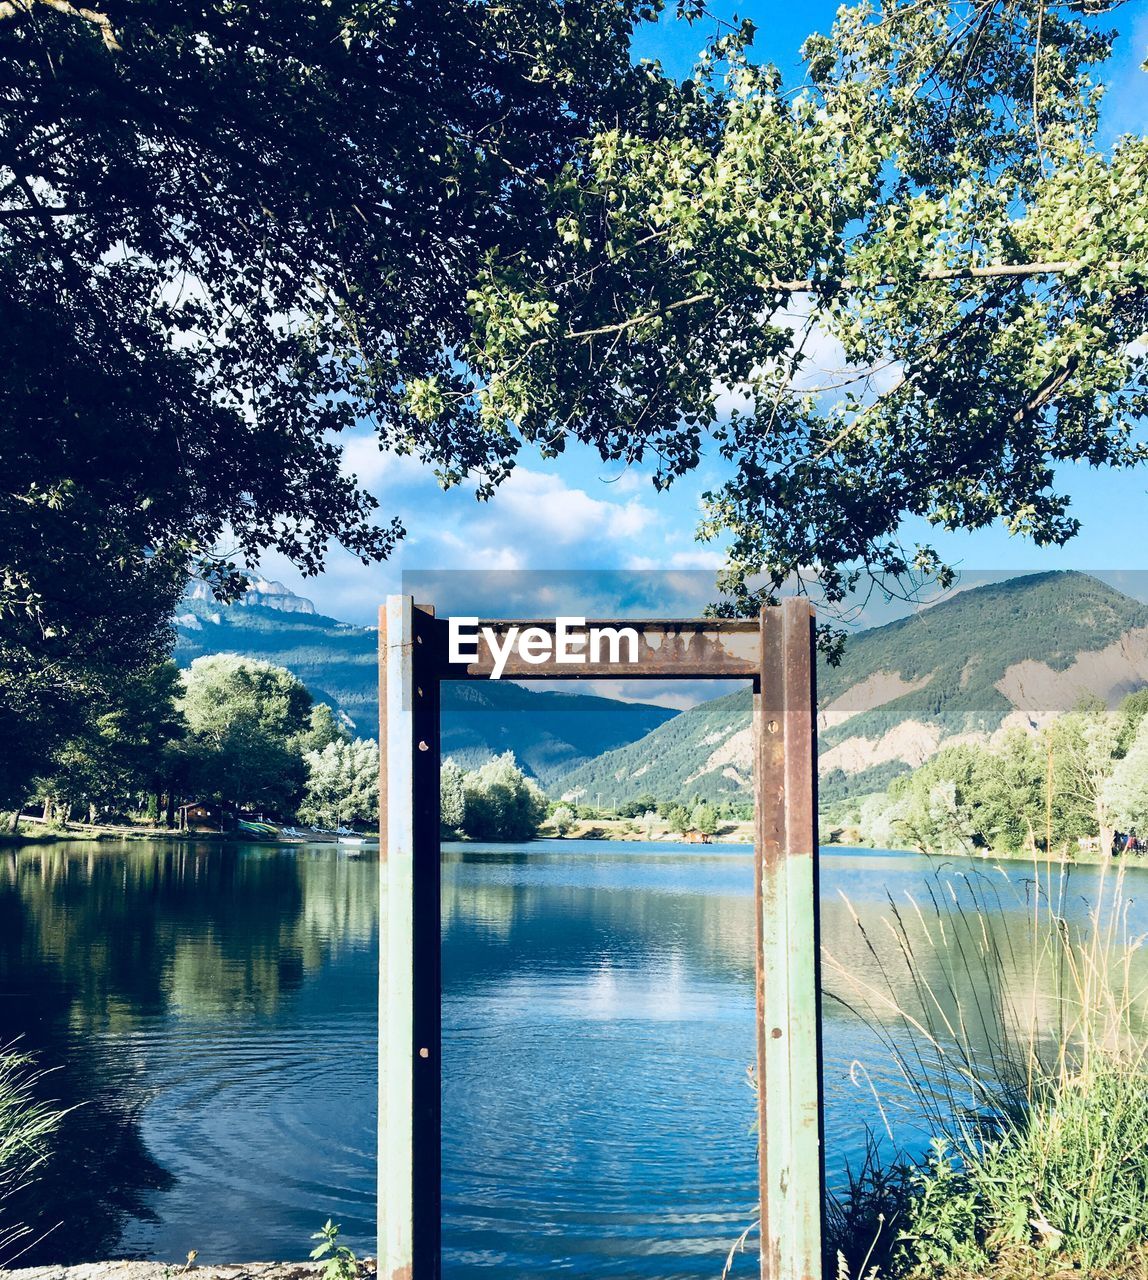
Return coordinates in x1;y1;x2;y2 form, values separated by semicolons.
299;737;380;828
21;651;360;825
179;654;319;814
3;0;1147;797
463;0;1148;632
0;0;671;791
440;751;549;841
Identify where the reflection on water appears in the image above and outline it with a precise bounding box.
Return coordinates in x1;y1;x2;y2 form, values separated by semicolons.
441;843;759;1279
0;843;377;1264
2;840;1146;1275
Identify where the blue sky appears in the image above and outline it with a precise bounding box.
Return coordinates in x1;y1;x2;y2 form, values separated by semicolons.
257;1;1148;633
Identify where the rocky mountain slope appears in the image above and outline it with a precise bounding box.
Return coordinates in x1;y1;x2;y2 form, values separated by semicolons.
552;572;1148;807
172;583;675;783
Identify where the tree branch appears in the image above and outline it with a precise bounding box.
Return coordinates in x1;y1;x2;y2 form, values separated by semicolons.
558;260;1142;344
0;0;120;50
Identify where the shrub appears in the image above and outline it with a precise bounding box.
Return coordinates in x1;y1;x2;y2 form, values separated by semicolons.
458;752;548;842
550;804;575;837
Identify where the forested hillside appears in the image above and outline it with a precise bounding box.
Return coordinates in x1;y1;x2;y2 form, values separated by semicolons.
172;573;1148;809
554;573;1148;808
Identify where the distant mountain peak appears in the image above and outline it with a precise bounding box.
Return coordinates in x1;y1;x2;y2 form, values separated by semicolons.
184;579;316;615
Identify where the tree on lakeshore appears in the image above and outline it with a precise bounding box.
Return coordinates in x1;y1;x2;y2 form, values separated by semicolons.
180;655;315;816
1103;716;1148;834
975;729;1045;854
618;793;660;819
1046;700;1119;852
299;705;348;758
181;656;314;747
299;738;380;829
689;801;718;837
459;752;548;842
892;747;985;856
440;758;468;838
665;804;692;836
550;804;576;837
33;662;184;825
1113;687;1148;759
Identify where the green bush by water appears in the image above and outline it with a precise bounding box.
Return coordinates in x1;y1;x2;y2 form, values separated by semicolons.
898;1067;1148;1275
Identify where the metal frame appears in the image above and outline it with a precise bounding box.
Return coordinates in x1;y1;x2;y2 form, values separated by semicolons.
379;596;823;1280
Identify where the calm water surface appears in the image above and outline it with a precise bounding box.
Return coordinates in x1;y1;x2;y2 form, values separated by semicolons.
1;839;1144;1275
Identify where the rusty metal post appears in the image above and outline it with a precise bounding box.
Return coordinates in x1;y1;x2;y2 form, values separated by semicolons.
755;598;823;1280
379;597;442;1278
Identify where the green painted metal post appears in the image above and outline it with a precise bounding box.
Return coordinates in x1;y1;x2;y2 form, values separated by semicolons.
379;596;441;1280
755;598;824;1280
379;595;416;1280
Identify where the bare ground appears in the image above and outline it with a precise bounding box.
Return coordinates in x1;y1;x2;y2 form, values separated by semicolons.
1;1263;377;1280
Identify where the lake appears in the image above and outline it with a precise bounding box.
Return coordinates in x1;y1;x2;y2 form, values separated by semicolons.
0;839;1142;1275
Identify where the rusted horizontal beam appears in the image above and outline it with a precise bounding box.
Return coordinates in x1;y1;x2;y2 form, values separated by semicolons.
429;616;761;680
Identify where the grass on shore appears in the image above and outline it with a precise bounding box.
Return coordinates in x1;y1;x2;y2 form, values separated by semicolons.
0;1044;66;1264
824;854;1148;1279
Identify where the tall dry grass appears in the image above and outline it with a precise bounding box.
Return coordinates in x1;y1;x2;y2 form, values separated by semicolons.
824;854;1148;1277
0;1042;67;1263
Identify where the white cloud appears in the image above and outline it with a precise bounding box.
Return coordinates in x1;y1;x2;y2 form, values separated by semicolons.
431;532;525;571
627;548;725;571
475;468;656;545
245;465;671;624
339;432;428;490
710;298;903;420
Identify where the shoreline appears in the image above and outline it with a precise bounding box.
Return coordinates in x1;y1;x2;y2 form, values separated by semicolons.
536;816;754;844
6;823;1143;872
0;827;241;848
0;1263;376;1280
821;839;1147;869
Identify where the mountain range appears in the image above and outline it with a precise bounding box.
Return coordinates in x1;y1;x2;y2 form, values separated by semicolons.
174;571;1148;807
551;572;1148;808
173;583;675;784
